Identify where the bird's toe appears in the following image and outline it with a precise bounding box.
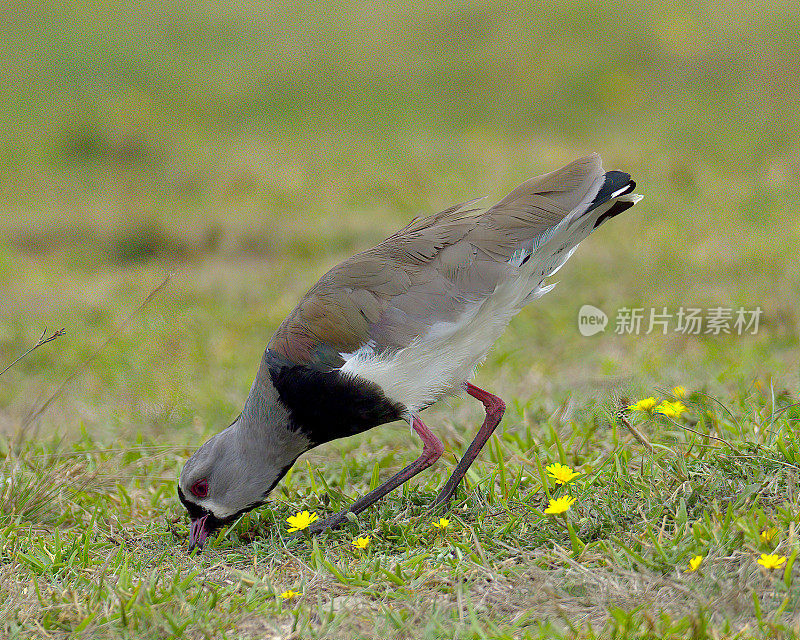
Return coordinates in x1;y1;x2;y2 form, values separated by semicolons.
307;511;350;534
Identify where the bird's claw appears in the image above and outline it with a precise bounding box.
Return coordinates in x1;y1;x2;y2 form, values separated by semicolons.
428;497;452;516
308;511;350;534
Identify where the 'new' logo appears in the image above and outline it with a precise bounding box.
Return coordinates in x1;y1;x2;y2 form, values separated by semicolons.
577;305;608;336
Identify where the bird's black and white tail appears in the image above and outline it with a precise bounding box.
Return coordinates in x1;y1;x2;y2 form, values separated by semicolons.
588;170;639;229
513;167;642;303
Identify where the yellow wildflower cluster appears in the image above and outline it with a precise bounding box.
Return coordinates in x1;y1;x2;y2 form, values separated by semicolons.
540;462;582;515
628;389;688;418
686;536;788;575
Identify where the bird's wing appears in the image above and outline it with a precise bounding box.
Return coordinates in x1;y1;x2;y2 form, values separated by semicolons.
268;155;605;368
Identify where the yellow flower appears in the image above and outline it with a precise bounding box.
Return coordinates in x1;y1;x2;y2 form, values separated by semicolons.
673;401;688;414
544;495;576;515
352;536;371;549
757;554;787;570
760;528;777;544
280;590;300;600
672;386;686;398
432;518;450;530
546;462;581;485
687;555;703;572
286;510;319;532
629;397;658;412
655;400;687;418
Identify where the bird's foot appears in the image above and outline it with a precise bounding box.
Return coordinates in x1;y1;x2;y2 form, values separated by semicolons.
429;496;452;516
305;509;352;535
430;478;459;514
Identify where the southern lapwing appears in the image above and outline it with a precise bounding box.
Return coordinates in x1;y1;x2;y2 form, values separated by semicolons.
178;154;642;551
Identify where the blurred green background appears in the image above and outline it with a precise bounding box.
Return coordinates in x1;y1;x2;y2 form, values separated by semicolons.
1;0;798;439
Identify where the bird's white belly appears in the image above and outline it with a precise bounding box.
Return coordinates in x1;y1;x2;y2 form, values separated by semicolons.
340;275;546;414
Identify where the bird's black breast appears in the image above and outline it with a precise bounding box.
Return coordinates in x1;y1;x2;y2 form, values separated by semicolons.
265;350;405;445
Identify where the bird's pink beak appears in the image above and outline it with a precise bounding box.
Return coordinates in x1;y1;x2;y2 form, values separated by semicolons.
188;514;210;553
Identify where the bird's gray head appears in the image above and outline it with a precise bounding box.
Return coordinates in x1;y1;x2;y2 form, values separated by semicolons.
178;375;310;552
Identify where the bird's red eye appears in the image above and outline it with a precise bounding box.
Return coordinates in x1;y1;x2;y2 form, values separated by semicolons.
191;479;209;498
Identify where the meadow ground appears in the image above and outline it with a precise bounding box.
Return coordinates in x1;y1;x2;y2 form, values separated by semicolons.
2;1;800;638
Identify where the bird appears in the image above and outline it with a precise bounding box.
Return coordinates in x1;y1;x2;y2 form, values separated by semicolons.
178;153;642;551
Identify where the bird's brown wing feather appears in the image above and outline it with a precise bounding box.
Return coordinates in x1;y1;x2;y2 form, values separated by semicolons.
268;155;603;368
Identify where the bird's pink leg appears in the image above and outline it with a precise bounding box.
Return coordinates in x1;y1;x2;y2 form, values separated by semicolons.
307;415;444;533
432;382;506;509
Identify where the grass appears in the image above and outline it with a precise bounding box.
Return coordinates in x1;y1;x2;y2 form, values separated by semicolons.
1;382;799;638
2;0;800;637
1;244;798;639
